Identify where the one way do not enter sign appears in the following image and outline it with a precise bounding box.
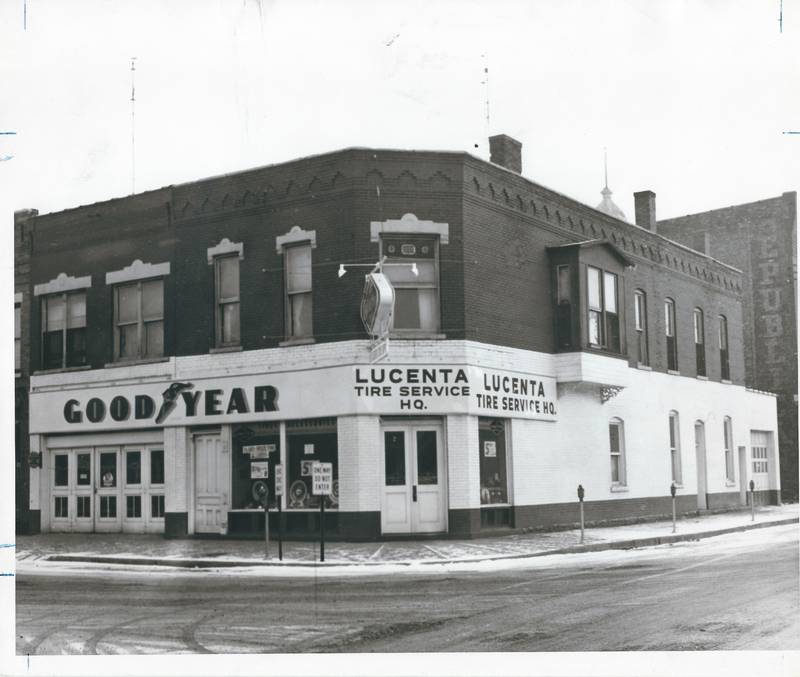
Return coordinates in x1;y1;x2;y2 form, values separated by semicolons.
312;462;333;495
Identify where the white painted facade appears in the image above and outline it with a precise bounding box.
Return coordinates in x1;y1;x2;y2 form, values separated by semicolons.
28;339;780;537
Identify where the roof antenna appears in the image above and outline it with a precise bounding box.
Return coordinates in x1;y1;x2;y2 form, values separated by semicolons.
130;57;137;195
481;53;491;156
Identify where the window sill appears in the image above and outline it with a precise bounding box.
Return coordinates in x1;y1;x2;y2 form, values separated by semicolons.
725;480;737;487
636;363;652;371
33;365;93;376
696;375;708;381
210;345;243;354
671;483;684;490
104;357;170;368
721;379;732;385
389;332;446;340
279;337;316;347
667;369;681;376
480;503;511;509
610;484;629;493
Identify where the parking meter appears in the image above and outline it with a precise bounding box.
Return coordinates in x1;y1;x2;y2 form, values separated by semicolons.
577;484;585;502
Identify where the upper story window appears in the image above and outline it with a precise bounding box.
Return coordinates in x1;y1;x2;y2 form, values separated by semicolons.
723;416;735;482
693;308;706;377
609;418;626;486
668;411;682;484
214;255;241;346
718;315;730;380
665;298;678;371
555;264;572;349
14;298;21;372
381;236;440;333
41;291;87;370
33;272;92;371
370;214;449;337
587;266;620;352
276;226;316;342
634;289;649;366
106;259;170;362
114;280;164;360
207;238;244;349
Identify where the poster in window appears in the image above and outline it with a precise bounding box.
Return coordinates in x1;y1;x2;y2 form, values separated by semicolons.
484;441;497;458
244;444;274;459
250;461;269;479
304;443;314;455
300;460;314;476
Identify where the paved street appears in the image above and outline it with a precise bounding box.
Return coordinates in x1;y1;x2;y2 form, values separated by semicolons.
15;523;799;654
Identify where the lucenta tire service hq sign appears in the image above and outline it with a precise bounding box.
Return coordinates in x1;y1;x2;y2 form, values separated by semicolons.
30;365;557;433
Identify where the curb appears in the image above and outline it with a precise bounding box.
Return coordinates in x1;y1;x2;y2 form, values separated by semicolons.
41;516;798;570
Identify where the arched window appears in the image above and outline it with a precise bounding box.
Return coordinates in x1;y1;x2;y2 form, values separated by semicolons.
693;308;706;377
718;315;730;380
609;418;626;486
723;416;735;482
669;411;682;484
665;298;678;371
634;290;649;366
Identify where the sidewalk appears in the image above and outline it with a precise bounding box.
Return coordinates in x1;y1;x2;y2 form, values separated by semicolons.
13;504;798;570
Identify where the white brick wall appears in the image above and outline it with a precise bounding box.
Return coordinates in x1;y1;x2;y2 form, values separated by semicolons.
446;415;480;509
164;426;189;513
337;415;381;512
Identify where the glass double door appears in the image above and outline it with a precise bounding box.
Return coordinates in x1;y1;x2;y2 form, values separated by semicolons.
50;446;165;533
381;423;446;534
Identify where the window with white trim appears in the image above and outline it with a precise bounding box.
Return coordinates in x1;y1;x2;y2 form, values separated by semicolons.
284;243;313;339
113;279;164;360
719;315;730;380
41;291;87;370
665;298;678;371
214;255;240;346
587;266;620;352
381;236;440;333
634;289;649;365
669;411;682;484
752;445;768;473
723;416;735;482
694;308;706;377
609;418;626;485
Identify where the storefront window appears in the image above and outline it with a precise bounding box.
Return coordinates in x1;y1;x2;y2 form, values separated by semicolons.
384;431;406;486
77;453;91;486
54;454;69;486
126;450;141;485
286;418;338;509
150;449;164;485
100;452;117;488
232;423;280;509
478;418;508;504
416;431;438;484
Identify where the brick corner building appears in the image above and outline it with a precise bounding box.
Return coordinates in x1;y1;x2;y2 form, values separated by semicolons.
14;138;783;539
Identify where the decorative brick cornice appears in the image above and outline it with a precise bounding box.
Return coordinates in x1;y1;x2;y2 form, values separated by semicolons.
105;259;170;285
34;272;92;296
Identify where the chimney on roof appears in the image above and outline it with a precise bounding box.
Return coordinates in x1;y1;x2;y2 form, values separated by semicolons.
633;190;656;232
489;134;522;174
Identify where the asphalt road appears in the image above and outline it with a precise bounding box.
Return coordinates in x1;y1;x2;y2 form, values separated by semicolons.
15;524;799;654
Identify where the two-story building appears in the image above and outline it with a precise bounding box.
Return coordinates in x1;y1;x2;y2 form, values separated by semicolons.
15;135;781;540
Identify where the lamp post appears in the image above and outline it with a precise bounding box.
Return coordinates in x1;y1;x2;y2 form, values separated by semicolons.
577;484;585;544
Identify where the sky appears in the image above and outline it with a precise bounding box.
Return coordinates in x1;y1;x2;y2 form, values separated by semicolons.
1;0;798;222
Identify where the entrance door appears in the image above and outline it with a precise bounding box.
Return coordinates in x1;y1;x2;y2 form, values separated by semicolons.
194;434;229;534
381;424;446;534
50;449;95;533
95;448;123;532
694;421;708;510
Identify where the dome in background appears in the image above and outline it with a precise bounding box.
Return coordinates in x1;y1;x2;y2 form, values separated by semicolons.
596;185;626;220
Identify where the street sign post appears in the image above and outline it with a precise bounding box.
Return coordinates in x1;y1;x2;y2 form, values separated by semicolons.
312;462;333;562
670;482;677;533
577;484;585;544
275;464;284;561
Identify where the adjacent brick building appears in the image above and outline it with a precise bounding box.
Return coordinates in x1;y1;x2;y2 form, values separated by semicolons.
15;137;781;540
658;193;798;501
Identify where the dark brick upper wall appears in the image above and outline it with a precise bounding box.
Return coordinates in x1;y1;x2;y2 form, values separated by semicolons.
19;148;745;387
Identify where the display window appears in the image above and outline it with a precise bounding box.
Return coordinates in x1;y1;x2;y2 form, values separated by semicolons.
286;418;338;510
232;423;280;509
478;418;509;505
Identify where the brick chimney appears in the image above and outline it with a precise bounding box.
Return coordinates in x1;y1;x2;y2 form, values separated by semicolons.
633;190;656;231
489;134;522;174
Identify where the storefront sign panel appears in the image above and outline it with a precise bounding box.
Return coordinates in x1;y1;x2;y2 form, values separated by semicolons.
29;363;557;433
